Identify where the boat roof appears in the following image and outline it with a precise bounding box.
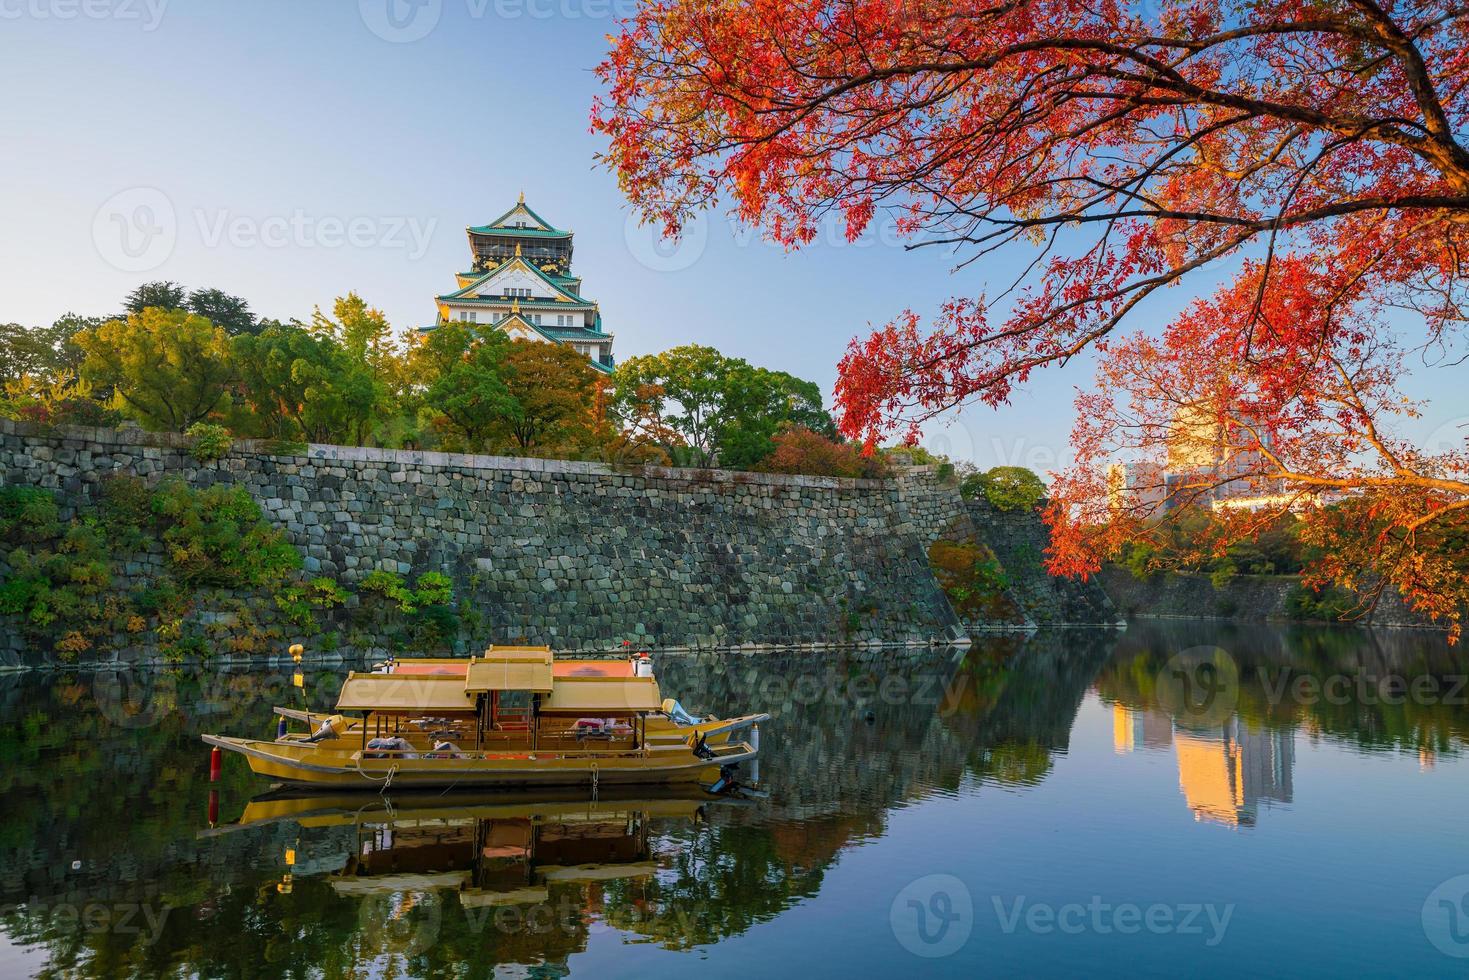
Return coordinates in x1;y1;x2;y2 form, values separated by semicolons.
336;673;478;715
466;649;554;694
336;647;660;713
540;675;662;714
387;651;636;679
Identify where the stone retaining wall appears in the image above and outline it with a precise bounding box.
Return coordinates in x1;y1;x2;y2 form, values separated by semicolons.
0;420;978;661
1097;565;1444;630
963;497;1124;627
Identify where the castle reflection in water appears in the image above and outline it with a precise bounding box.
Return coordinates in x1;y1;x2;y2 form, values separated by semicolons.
1111;704;1295;827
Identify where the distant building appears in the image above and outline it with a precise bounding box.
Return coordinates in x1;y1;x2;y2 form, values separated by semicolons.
426;196;615;373
1107;460;1168;518
1109;403;1297;515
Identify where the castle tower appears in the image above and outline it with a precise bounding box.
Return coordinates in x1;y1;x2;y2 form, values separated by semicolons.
429;196;615;373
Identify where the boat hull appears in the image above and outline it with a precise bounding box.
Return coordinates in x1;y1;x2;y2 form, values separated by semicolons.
203;733;750;789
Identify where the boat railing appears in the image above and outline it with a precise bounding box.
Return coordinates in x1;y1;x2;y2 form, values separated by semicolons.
353;747;653;763
350;738;755;765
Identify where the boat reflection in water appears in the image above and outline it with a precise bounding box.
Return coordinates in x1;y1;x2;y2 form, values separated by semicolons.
209;789;720;914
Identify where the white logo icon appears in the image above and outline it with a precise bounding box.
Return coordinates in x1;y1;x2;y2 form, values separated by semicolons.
1423;874;1469;958
92;187;176;273
890;873;973;958
624;211;708;273
360;0;442;43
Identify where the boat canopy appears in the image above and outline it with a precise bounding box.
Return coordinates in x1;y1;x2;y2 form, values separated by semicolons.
336;673;477;715
334;647;660;715
465;648;554;693
540;675;662;714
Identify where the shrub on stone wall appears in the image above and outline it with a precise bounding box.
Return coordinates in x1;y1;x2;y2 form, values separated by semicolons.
757;425;890;479
1286;582;1357;623
185;422;233;463
0;479;339;660
928;538;1013;619
354;569;459;651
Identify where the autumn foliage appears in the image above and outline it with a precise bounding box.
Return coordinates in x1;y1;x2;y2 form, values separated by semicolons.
758;425;891;479
594;0;1469;636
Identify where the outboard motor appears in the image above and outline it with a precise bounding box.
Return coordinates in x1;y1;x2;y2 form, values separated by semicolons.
303;715;348;744
708;764;739;795
691;733;716;760
663;699;703;726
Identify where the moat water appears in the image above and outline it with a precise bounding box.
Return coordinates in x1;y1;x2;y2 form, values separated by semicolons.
2;621;1467;978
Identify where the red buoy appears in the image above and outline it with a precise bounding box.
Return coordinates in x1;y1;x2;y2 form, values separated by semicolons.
209;745;223;782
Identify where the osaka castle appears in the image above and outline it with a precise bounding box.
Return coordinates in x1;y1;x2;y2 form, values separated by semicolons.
430;196;615;373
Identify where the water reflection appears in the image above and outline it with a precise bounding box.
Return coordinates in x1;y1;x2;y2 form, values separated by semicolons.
1112;706;1295;827
0;622;1465;976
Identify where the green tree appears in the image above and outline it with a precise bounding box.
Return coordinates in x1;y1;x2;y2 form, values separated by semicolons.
962;466;1048;511
720;366;833;468
0;323;72;386
612;345;833;468
412;323;515;451
46;313;101;373
309;293;398;444
236;321;383;445
312;293;395;368
187;288;257;335
74;309;234;432
493;339;599;453
122;281;187;315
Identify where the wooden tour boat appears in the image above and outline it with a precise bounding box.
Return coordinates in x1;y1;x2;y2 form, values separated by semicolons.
202;646;767;791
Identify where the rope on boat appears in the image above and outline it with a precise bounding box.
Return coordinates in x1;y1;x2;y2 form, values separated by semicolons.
590;762;599;800
353;754;401;795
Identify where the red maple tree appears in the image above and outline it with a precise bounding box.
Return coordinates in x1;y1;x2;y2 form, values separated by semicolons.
593;0;1469;634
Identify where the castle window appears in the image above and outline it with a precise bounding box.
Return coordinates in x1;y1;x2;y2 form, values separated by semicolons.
468;311;477;323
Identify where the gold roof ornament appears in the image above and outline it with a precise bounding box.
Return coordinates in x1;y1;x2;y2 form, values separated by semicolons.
512;297;521;314
517;190;524;203
515;242;522;256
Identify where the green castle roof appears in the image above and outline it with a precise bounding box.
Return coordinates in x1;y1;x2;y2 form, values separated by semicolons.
438;257;587;305
468;200;569;237
543;326;611;341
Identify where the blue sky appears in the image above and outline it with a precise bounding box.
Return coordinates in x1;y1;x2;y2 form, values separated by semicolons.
2;0;1463;471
